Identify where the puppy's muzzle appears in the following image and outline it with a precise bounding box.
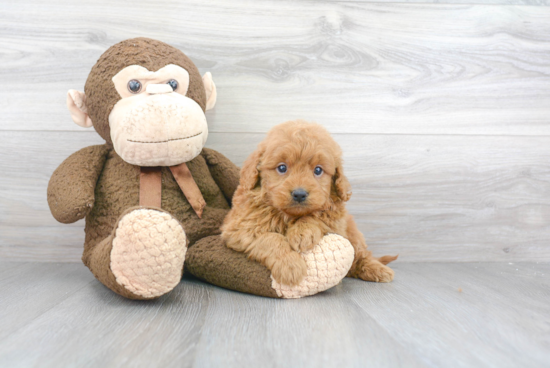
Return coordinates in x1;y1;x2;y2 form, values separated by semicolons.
291;188;308;203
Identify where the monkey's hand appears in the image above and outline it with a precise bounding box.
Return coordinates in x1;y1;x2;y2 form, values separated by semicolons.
47;145;109;224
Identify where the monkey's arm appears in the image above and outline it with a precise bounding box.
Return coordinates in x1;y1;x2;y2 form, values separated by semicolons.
47;145;110;224
201;147;240;205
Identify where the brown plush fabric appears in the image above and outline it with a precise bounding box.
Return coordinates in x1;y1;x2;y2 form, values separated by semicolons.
47;143;240;298
47;145;109;224
80;147;232;268
186;235;280;298
84;38;207;146
201;147;240;204
86;206;158;300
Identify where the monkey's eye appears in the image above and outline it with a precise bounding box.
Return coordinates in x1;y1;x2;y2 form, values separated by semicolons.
314;166;323;177
127;80;142;93
167;79;178;91
276;164;287;174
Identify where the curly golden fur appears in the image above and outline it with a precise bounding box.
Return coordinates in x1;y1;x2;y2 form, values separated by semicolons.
221;120;397;286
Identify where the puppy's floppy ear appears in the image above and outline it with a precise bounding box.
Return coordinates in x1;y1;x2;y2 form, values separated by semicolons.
240;144;264;190
332;165;352;202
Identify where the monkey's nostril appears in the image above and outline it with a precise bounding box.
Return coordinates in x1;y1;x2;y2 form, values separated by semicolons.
291;188;308;203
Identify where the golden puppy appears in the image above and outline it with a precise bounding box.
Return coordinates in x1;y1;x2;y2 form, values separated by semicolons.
221;120;397;286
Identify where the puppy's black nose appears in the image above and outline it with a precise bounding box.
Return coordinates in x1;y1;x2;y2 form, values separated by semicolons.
291;188;308;203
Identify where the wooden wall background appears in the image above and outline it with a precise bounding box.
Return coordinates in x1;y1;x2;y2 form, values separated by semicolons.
1;0;549;262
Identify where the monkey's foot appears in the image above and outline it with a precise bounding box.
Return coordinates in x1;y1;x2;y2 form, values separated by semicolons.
271;234;355;299
110;208;187;299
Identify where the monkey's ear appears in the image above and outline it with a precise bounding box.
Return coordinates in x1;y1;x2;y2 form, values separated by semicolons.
202;72;217;111
67;90;93;128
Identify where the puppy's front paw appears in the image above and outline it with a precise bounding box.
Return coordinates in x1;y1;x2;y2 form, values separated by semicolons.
287;225;323;253
271;252;308;286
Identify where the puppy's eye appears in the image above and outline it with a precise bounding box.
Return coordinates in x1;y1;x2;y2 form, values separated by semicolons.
276;164;287;174
314;166;323;177
167;79;178;91
127;79;142;93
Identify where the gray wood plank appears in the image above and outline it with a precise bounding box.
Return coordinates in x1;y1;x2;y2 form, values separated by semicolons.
0;262;95;341
340;0;550;3
0;262;24;275
2;131;549;262
348;262;550;368
1;2;550;135
190;283;428;368
0;226;87;262
0;262;548;367
0;274;217;368
336;0;550;3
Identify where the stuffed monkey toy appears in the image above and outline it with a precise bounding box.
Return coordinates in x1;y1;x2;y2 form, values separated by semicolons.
47;38;354;300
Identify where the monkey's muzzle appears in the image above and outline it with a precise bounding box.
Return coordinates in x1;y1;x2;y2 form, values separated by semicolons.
109;93;208;167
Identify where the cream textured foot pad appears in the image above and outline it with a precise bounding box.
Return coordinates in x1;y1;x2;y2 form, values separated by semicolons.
271;234;355;299
111;209;187;298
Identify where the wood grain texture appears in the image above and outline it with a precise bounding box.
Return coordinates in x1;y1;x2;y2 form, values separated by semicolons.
0;262;548;367
1;1;550;135
330;0;550;3
1;131;549;262
340;0;550;3
347;262;550;368
1;0;549;263
0;262;95;342
189;282;427;368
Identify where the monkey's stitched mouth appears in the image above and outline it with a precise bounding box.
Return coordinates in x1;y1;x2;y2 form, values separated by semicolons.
127;132;202;144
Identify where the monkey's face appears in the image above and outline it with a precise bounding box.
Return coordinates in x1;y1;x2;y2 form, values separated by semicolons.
108;64;208;166
66;38;217;167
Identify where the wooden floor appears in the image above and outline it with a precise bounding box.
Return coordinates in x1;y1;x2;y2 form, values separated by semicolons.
0;261;548;368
